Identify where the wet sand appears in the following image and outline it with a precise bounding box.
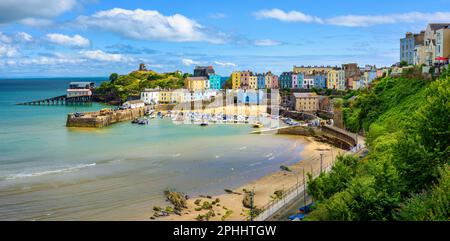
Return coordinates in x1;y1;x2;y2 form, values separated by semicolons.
149;136;345;221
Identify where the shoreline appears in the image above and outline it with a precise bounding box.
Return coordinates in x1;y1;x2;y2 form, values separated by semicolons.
149;136;345;221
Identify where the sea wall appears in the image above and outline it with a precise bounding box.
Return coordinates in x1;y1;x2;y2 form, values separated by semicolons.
66;107;145;128
275;125;356;150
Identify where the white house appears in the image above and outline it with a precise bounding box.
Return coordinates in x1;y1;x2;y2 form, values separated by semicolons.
123;100;145;109
303;76;315;89
141;88;160;105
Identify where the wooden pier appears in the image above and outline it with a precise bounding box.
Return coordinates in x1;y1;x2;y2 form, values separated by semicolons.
17;95;92;105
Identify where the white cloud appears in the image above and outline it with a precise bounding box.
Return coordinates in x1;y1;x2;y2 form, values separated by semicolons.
0;43;18;57
16;32;33;42
0;0;76;23
254;9;450;27
80;50;132;62
214;61;236;67
21;56;85;65
0;32;12;43
75;8;225;43
19;18;53;27
253;39;282;46
46;33;90;47
325;12;450;27
254;9;323;23
182;58;201;66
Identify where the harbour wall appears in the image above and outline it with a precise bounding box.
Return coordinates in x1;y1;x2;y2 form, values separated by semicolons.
257;125;357;150
66;107;146;128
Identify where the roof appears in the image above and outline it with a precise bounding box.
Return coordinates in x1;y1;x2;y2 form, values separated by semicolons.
428;23;450;30
186;76;208;81
293;93;318;98
70;82;94;85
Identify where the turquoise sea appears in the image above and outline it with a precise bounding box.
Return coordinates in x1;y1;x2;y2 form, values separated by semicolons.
0;78;306;220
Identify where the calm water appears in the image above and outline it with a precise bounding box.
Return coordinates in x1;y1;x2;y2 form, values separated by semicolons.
0;78;306;220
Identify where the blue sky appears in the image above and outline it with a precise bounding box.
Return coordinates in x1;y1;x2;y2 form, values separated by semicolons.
0;0;449;77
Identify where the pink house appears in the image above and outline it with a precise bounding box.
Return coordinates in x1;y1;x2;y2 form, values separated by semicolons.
272;75;279;89
376;69;383;78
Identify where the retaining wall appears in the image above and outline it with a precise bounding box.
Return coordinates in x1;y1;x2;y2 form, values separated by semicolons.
66;107;145;128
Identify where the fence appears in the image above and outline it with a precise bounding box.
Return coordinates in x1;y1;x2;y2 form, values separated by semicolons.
253;155;333;221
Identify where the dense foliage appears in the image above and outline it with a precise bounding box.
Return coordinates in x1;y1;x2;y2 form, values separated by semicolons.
94;70;186;103
306;68;450;220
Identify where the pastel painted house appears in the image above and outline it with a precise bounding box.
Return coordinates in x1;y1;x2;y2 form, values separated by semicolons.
303;76;315;89
313;75;327;89
256;73;265;89
279;72;293;89
240;71;252;89
363;71;377;86
272;75;279;89
231;71;241;90
249;75;258;89
209;74;222;90
141;87;160;105
236;89;264;104
292;73;303;89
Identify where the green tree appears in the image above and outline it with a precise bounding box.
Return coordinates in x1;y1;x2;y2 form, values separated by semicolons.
109;73;118;83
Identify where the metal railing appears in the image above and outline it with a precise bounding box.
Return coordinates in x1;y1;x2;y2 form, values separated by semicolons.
253;155;333;221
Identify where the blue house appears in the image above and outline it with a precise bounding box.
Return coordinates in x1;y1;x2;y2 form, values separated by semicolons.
237;89;264;104
209;74;222;90
279;72;293;89
313;75;327;89
295;73;304;89
256;73;265;89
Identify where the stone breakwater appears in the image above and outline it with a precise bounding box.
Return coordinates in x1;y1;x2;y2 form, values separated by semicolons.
66;107;146;128
256;125;357;150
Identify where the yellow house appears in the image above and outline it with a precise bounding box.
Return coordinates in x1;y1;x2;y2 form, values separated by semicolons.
171;89;186;103
185;77;207;91
327;68;345;89
249;76;257;89
293;65;333;75
159;90;173;103
231;71;241;89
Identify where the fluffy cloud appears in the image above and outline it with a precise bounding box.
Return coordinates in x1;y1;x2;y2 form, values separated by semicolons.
0;43;18;57
46;33;90;47
253;39;282;46
182;58;201;66
254;8;450;27
0;32;12;43
214;61;236;67
326;12;450;27
0;0;76;23
21;56;85;65
254;9;322;23
80;50;133;62
16;32;33;42
76;8;225;43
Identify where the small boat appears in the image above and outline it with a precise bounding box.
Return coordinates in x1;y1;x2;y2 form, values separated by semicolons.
138;118;148;125
253;122;263;128
131;118;139;124
200;122;208;127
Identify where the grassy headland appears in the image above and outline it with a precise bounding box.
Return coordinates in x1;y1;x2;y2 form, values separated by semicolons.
93;70;187;104
306;68;450;220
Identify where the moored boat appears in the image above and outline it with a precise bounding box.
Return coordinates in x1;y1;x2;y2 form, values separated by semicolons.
253;122;263;128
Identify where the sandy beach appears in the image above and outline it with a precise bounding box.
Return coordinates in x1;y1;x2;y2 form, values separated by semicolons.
152;136;346;221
